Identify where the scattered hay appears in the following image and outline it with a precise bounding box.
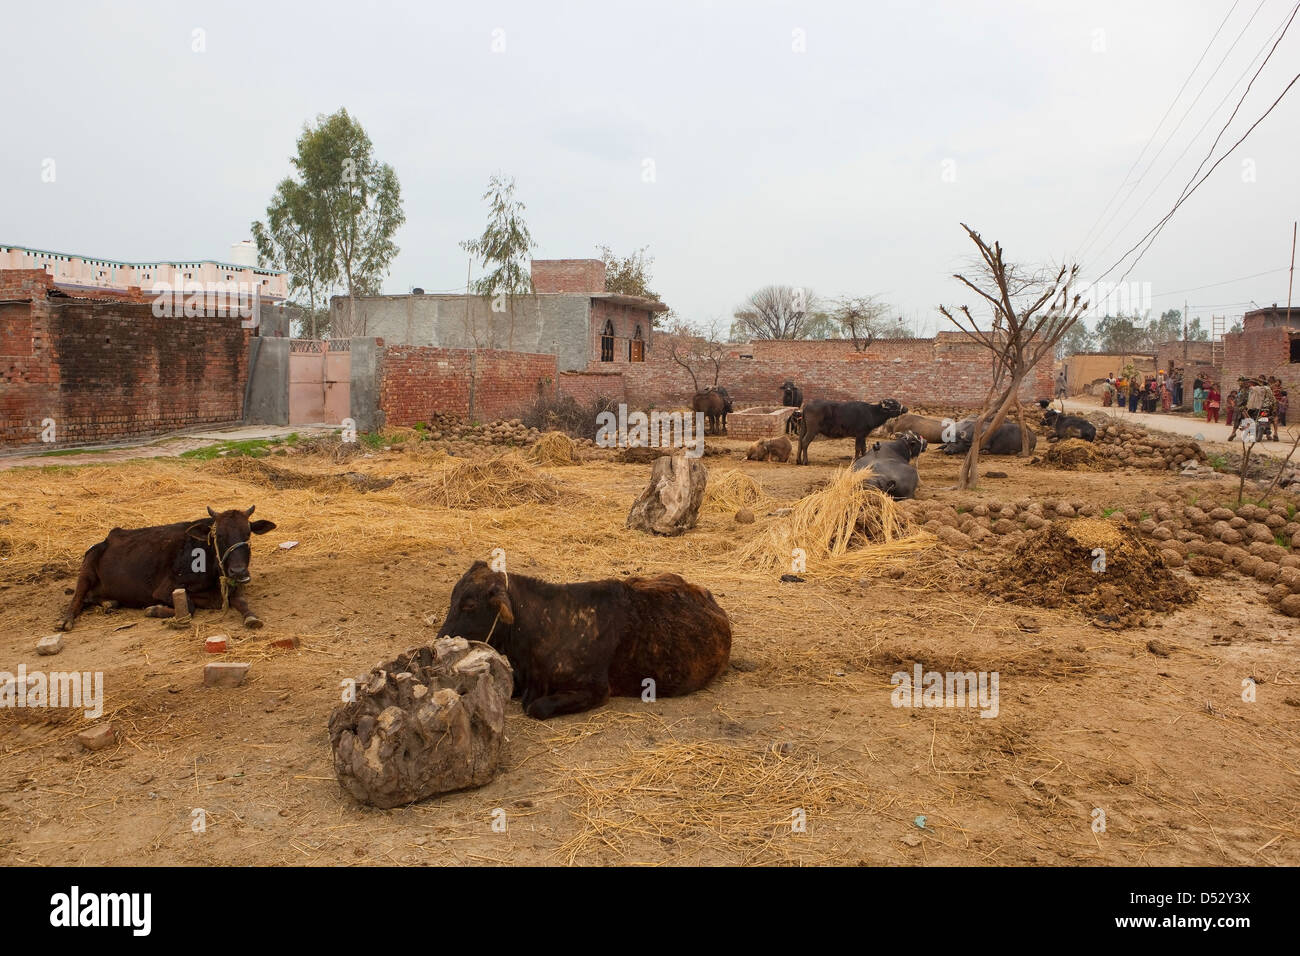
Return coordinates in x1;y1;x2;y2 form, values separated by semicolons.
703;470;774;513
984;517;1196;627
379;425;422;444
204;458;394;493
554;739;875;864
731;467;931;578
292;436;365;462
407;452;563;510
530;431;578;466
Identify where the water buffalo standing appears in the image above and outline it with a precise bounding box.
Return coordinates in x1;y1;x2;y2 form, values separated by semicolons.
692;387;734;435
58;506;277;631
437;561;732;719
795;398;906;465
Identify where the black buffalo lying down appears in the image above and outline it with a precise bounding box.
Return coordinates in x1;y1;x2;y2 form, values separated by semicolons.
943;419;1038;455
1042;409;1097;441
58;506;277;631
438;561;732;719
852;430;927;499
796;398;905;465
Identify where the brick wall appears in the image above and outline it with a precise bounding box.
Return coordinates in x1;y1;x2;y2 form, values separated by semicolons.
611;335;1055;409
530;259;606;294
1223;326;1300;394
557;370;626;406
1;292;250;448
379;346;558;424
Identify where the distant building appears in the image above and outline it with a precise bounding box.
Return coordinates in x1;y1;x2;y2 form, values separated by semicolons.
328;258;668;371
1223;305;1300;392
0;241;289;303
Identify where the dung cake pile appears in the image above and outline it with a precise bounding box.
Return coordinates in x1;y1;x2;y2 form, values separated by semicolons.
984;517;1196;627
1036;438;1104;471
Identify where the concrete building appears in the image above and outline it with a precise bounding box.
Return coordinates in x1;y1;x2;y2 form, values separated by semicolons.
0;242;289;302
327;258;668;372
1061;351;1156;395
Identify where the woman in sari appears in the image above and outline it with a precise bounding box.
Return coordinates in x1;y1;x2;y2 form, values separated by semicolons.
1192;383;1205;416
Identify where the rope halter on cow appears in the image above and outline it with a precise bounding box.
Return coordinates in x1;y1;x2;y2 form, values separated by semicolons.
208;525;249;612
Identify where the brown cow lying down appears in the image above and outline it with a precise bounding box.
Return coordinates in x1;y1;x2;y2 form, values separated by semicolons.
58;506;277;632
745;436;792;462
438;561;732;719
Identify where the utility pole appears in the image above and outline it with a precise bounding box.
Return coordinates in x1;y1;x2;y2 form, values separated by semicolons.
1181;298;1189;410
1288;221;1296;319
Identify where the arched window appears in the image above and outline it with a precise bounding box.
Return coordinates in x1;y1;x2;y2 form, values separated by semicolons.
629;324;645;363
600;319;615;362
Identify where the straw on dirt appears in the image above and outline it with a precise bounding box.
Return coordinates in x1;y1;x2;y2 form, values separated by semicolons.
731;466;931;578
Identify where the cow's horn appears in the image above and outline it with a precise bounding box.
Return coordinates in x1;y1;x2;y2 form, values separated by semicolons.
207;506;218;518
244;505;256;517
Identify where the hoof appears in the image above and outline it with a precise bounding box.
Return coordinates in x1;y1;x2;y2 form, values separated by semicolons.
55;619;72;632
145;606;168;618
243;615;264;629
100;600;119;611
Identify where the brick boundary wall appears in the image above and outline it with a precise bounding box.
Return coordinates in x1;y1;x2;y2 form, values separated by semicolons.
556;370;627;407
1223;327;1300;396
379;345;558;425
2;277;251;449
605;337;1055;410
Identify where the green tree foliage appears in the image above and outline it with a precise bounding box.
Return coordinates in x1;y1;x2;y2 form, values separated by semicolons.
461;174;536;349
253;108;404;337
252;178;336;337
597;244;672;327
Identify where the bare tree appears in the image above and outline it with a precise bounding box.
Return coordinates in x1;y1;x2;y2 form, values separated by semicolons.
668;319;727;392
733;285;818;340
827;295;890;351
938;224;1089;489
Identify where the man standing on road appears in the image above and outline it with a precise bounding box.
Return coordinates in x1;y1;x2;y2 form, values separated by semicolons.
1227;378;1251;439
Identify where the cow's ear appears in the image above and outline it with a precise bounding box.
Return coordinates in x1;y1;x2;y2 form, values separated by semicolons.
489;583;515;626
185;523;209;542
250;520;277;535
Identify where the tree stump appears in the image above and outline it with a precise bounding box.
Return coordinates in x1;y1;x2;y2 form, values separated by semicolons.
625;454;708;536
328;637;513;808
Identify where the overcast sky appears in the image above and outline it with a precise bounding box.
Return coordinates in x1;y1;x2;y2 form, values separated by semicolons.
3;0;1298;335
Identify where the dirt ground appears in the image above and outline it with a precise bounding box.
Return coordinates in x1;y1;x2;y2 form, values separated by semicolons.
1;430;1298;867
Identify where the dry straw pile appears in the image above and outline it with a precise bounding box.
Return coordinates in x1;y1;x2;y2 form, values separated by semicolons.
529;431;579;466
702;469;773;513
731;466;931;579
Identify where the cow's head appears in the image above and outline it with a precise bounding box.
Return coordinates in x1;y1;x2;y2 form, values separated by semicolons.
195;505;276;585
1042;409;1061;426
878;398;904;418
439;561;514;649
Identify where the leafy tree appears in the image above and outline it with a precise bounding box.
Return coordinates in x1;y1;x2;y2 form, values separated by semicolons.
1094;314;1147;353
733;285;819;340
255;108;404;338
597;244;672;328
1055;317;1096;359
462;173;537;350
252;178;337;338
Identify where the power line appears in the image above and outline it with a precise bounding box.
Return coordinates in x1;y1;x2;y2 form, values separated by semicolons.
1096;1;1300;286
1147;267;1289;298
1085;0;1286;270
1074;0;1244;265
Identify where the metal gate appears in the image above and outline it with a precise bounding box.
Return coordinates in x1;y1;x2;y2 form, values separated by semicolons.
289;339;351;425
